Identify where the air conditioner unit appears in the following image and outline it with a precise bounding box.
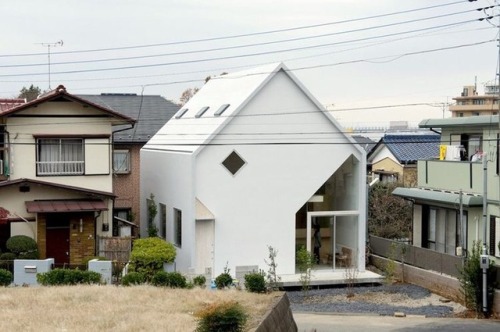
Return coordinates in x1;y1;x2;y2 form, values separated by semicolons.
0;159;3;175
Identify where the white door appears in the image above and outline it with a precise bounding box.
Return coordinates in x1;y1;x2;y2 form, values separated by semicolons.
195;219;214;275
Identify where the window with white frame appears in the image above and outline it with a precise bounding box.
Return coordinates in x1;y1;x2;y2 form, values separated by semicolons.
174;208;182;247
113;150;130;173
37;138;84;175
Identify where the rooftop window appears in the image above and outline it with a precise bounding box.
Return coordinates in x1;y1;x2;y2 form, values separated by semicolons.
214;104;230;116
174;108;188;119
195;106;210;118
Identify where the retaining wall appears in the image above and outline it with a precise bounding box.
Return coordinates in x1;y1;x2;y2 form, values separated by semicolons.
371;255;500;315
251;293;297;332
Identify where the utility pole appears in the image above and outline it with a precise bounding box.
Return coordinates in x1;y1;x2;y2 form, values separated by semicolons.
38;40;63;90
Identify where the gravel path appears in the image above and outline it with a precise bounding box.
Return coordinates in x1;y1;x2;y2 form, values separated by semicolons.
287;284;466;317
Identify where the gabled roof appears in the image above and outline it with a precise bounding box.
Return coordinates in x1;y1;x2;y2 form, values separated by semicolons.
77;93;179;143
351;135;376;153
0;178;115;198
0;98;25;112
144;62;361;155
0;85;135;125
368;134;440;164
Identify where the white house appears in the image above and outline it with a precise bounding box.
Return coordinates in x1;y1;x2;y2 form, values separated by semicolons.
140;63;366;277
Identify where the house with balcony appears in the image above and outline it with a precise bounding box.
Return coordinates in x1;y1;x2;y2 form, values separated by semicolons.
393;115;500;262
141;62;367;278
76;93;179;237
0;85;135;266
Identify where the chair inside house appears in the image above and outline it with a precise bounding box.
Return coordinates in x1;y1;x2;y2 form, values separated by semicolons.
335;247;352;267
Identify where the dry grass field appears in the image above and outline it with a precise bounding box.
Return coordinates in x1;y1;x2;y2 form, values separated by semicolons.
0;285;280;331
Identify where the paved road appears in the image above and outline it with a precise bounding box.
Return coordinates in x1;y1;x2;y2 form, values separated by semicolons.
294;313;500;332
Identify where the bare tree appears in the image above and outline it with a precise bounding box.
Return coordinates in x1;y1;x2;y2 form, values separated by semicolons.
178;87;199;106
18;85;41;102
368;182;412;239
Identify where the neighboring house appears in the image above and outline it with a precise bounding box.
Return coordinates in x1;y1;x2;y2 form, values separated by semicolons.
393;115;500;263
0;85;135;266
449;85;499;117
367;134;440;187
77;93;179;237
141;63;367;277
351;135;376;154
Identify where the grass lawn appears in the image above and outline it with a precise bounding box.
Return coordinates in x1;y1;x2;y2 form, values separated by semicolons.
0;285;280;331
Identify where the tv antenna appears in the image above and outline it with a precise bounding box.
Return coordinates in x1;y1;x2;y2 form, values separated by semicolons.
37;40;63;89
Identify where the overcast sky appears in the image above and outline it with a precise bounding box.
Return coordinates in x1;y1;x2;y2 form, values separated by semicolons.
1;0;498;127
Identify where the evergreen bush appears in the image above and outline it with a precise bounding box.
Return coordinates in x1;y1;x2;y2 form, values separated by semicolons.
244;270;266;293
129;237;176;281
193;275;207;288
151;271;187;288
121;272;146;286
6;235;39;259
0;268;13;286
37;269;101;285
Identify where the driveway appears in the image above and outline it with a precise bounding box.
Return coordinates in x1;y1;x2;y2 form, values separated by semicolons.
294;313;500;332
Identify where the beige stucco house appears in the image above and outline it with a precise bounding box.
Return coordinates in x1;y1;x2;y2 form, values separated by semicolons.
0;86;135;266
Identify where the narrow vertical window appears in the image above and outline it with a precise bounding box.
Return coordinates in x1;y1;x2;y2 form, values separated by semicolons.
159;203;167;239
174;208;182;247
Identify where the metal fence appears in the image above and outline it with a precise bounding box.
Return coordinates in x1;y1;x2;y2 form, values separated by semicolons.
369;235;463;278
97;236;132;263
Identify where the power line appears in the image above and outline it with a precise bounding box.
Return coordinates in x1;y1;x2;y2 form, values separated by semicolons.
0;0;467;58
2;6;491;69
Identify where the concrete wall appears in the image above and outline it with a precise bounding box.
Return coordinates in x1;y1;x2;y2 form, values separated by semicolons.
251;293;297;332
13;258;54;286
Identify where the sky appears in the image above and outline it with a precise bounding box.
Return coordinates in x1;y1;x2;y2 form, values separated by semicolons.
0;0;498;129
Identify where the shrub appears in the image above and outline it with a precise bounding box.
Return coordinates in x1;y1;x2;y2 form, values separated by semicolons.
215;273;233;290
244;270;266;293
6;235;39;259
0;252;16;271
195;301;248;332
129;237;176;281
458;241;496;316
0;269;13;286
121;272;146;286
193;275;207;288
151;271;187;288
37;269;101;286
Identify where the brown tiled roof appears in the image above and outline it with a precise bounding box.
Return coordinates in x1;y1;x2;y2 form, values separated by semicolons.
0;98;26;113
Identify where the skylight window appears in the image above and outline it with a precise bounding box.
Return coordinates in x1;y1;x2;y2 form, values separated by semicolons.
195;106;210;118
174;108;188;119
214;104;230;116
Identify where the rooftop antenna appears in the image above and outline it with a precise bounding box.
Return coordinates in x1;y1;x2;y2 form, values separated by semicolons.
37;40;63;90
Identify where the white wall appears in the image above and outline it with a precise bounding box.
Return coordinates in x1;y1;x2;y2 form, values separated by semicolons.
140;149;195;272
194;71;365;275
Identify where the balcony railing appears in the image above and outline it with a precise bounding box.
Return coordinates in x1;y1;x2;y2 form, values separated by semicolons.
417;159;484;194
36;161;84;175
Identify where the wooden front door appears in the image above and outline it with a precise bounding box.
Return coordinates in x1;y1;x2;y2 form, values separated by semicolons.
46;215;70;267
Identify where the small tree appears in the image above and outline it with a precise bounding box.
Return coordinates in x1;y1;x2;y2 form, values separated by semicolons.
458;241;496;316
264;245;281;291
368;182;412;239
296;246;314;296
147;193;158;237
129;237;176;281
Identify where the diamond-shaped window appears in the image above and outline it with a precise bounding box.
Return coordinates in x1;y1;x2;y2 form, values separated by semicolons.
222;151;246;175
